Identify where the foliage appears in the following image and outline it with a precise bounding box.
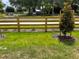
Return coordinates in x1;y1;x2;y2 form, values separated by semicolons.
10;0;39;8
10;0;53;15
0;1;4;9
10;0;79;15
0;1;4;13
41;0;53;15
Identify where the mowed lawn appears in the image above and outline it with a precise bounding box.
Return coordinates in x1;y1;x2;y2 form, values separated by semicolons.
0;32;79;59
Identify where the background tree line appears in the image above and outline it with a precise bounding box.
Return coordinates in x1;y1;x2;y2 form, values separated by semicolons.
0;0;79;16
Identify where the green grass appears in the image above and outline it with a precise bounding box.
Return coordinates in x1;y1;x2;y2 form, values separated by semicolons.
0;32;79;59
0;13;5;18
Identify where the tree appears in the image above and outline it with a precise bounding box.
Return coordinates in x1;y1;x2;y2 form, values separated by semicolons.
71;3;78;13
10;0;53;15
41;0;53;15
0;1;3;9
0;1;5;39
0;1;4;13
53;3;62;15
16;7;23;13
10;0;39;14
59;2;75;36
71;0;79;13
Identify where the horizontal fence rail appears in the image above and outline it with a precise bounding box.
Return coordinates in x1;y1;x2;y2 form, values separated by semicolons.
0;16;79;32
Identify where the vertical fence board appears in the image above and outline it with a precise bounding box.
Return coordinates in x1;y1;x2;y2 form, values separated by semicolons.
17;17;20;32
45;18;47;32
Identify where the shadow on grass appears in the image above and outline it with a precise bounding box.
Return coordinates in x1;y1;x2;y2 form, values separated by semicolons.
58;36;75;45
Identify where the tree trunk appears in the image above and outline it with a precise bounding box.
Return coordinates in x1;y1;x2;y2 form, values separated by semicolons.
60;31;61;36
70;32;72;37
63;32;66;37
28;7;32;15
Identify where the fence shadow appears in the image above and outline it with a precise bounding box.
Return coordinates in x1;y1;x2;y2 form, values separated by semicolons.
58;36;75;45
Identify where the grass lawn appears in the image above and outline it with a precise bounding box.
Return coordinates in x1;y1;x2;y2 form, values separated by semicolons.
0;32;79;59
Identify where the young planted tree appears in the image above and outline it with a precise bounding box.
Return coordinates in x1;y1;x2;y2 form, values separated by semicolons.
59;2;75;37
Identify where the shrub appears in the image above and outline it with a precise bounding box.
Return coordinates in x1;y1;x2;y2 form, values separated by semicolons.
59;2;75;36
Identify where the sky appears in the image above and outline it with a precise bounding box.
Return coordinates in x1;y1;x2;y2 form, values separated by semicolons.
2;0;10;6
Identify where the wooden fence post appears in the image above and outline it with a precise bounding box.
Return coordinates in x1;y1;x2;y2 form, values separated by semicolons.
45;18;47;32
17;17;20;32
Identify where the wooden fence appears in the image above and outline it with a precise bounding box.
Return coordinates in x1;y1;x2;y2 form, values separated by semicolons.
0;16;79;32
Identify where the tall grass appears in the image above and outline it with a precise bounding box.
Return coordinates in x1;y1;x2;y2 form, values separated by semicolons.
0;32;78;59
